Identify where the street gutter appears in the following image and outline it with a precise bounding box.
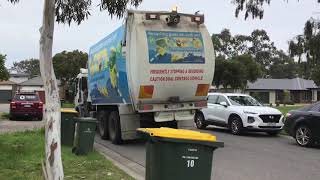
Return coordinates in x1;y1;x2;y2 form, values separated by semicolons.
94;142;145;180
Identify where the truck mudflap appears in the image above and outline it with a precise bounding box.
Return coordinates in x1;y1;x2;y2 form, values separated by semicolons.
154;110;195;122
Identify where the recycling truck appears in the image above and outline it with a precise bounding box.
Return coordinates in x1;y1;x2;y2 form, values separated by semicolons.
74;9;215;144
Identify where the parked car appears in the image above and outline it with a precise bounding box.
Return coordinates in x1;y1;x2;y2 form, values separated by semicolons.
9;92;43;120
284;102;320;147
195;93;284;135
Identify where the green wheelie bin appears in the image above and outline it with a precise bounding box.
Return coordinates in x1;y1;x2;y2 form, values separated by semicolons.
137;128;224;180
72;117;97;155
61;108;78;146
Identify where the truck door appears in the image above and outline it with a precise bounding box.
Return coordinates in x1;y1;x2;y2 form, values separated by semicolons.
74;78;79;105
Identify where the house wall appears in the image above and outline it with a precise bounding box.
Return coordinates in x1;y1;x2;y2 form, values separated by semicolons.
312;89;318;102
269;91;276;105
0;85;12;90
19;86;44;91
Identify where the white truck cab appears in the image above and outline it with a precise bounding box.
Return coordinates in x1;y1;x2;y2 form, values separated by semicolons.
74;68;89;117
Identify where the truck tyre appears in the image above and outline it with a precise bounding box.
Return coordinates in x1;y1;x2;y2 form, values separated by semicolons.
97;110;109;140
108;111;122;145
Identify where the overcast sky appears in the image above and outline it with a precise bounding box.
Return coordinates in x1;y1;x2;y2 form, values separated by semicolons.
0;0;319;68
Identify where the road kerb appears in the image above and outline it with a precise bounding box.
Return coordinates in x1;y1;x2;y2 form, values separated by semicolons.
94;142;145;180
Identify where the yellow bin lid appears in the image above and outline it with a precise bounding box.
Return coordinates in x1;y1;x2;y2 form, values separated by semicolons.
137;127;216;142
61;108;78;114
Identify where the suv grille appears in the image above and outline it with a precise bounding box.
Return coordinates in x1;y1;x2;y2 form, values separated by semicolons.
259;115;281;123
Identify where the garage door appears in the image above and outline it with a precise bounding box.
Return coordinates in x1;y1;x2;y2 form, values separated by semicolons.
0;90;12;103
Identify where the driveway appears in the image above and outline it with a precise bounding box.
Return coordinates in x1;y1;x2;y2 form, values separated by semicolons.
0;103;9;113
96;126;320;180
0;120;45;134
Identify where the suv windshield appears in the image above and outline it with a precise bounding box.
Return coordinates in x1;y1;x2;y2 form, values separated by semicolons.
228;95;262;106
14;94;39;101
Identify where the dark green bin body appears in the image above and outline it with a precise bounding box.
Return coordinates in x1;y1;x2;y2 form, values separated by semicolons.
145;136;223;180
61;111;78;146
72;117;97;155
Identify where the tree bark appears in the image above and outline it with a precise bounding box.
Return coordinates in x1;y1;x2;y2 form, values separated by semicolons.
39;0;64;179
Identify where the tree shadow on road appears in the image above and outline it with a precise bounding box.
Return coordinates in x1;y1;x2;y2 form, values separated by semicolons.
285;138;320;149
204;125;282;138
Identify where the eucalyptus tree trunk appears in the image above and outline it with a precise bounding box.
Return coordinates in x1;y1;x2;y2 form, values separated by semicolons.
39;0;64;179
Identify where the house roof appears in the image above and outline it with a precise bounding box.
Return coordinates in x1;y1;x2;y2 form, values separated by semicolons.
0;80;16;85
19;76;43;86
19;76;61;86
247;78;319;90
9;72;29;78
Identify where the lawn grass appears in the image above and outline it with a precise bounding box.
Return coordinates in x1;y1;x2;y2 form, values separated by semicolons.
0;129;133;180
274;105;304;115
0;112;9;121
61;103;75;108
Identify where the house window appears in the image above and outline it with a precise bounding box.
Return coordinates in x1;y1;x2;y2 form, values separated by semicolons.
276;90;284;103
301;91;312;101
249;92;269;104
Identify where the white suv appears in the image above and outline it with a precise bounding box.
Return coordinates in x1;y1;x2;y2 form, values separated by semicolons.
195;93;284;136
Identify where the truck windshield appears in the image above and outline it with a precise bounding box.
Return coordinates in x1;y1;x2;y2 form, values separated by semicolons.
228;96;262;106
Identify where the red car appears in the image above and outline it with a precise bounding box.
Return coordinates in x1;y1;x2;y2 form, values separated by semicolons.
10;92;43;120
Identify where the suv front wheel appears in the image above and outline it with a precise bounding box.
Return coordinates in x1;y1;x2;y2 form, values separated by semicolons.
194;112;207;129
229;116;243;135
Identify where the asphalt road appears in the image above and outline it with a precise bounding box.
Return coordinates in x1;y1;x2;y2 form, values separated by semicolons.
96;126;320;180
0;103;9;113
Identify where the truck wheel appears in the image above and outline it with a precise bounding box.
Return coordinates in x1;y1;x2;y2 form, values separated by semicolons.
108;111;122;145
97;110;109;140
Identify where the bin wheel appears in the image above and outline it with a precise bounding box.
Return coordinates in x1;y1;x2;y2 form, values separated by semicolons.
108;111;122;145
194;112;207;129
98;110;109;140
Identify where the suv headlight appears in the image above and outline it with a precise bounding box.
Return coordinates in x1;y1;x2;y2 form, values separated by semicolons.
243;111;258;115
